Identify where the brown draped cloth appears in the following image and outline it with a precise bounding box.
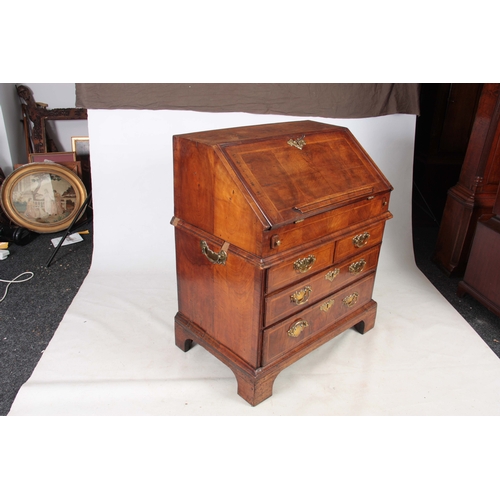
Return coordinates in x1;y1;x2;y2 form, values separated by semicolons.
75;83;420;118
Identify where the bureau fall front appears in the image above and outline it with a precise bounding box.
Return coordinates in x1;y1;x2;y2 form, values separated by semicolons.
171;121;393;405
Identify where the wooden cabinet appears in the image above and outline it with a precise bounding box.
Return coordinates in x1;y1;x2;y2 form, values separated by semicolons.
413;83;482;224
434;84;500;275
171;121;393;405
458;182;500;317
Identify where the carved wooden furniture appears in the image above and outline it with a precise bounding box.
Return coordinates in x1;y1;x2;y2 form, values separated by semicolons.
171;121;392;405
434;83;500;276
17;85;88;155
457;182;500;317
412;83;482;224
16;85;91;193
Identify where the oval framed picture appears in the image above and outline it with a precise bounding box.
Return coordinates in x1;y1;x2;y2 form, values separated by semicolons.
0;162;87;233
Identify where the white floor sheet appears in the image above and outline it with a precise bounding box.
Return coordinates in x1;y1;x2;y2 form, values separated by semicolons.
8;111;500;415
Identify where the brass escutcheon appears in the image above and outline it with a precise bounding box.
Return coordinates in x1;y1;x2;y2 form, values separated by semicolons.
287;319;309;338
290;286;312;305
325;268;340;282
287;135;306;150
353;232;370;248
349;259;366;274
343;292;359;308
293;254;316;273
320;299;335;312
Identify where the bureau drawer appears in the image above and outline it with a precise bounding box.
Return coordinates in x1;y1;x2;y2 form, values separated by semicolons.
264;245;380;326
262;193;391;257
261;273;376;366
334;221;386;263
266;242;335;293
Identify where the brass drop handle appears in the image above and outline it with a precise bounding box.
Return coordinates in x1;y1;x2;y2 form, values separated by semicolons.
349;259;366;274
352;232;370;248
200;240;228;265
290;286;312;305
287;319;309;338
293;254;316;274
343;292;359;308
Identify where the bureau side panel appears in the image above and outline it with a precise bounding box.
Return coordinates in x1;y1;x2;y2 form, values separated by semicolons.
175;227;263;368
173;136;265;255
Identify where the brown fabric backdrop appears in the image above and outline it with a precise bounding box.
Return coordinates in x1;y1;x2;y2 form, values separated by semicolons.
76;83;420;118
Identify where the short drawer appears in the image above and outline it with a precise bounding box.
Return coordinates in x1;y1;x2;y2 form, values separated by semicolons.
264;245;380;326
334;221;386;263
266;241;335;293
261;273;376;366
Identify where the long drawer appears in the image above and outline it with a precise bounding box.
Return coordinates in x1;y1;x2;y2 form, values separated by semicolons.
261;273;376;366
264;245;380;326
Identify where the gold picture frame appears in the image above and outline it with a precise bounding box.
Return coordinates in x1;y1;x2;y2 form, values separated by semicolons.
71;136;90;156
17;160;83;179
0;163;87;233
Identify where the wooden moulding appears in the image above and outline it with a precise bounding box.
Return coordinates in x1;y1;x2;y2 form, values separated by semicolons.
174;301;377;407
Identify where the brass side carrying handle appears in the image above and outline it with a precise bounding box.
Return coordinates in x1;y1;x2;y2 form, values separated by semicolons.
287;319;309;338
352;232;370;248
200;240;228;265
293;254;316;274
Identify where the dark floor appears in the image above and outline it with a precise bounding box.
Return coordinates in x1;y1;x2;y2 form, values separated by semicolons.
412;194;500;359
1;203;499;415
413;225;500;358
0;220;93;416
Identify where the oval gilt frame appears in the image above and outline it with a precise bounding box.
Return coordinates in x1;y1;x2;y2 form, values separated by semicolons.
0;162;87;233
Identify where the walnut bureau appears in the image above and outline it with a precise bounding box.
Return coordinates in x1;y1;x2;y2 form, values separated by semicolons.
171;121;392;405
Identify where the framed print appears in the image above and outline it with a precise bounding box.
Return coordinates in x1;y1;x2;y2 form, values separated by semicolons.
28;152;76;163
17;160;83;179
0;163;87;233
71;136;90;156
71;136;91;192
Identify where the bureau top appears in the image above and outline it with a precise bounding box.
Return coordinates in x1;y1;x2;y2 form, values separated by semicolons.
174;120;342;145
174;121;392;231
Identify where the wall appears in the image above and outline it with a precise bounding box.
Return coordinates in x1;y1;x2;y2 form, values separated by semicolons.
22;83;88;152
0;83;88;175
0;83;26;173
86;109;417;273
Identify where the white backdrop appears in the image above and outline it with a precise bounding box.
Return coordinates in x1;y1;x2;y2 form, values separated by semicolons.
8;110;500;416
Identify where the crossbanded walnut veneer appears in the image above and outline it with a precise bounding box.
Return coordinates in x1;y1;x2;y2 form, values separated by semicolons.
171;121;392;405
